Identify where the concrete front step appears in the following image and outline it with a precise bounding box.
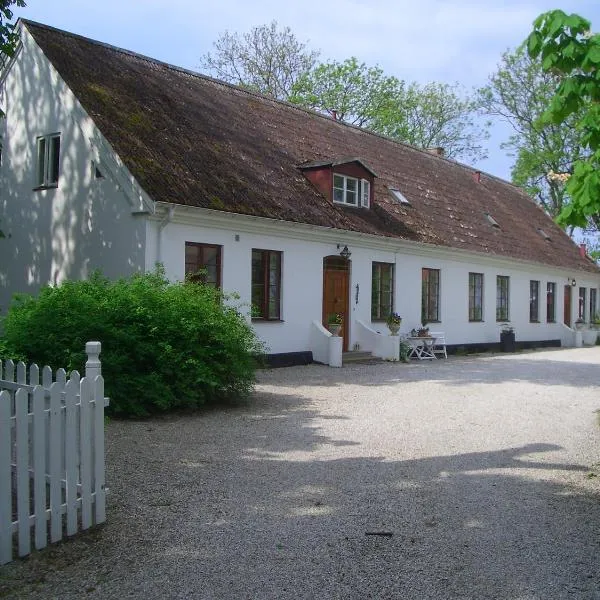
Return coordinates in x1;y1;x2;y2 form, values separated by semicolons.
342;351;383;365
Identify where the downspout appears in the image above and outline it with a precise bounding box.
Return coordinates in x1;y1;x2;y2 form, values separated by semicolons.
156;205;175;265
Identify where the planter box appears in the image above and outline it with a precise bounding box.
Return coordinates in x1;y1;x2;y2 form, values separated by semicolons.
500;331;516;352
582;329;598;346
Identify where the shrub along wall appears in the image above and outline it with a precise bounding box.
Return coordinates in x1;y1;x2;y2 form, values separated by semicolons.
0;269;264;416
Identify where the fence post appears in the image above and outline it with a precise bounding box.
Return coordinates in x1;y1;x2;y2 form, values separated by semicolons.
85;342;102;379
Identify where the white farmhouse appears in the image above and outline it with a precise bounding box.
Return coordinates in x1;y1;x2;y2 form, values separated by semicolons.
1;21;599;365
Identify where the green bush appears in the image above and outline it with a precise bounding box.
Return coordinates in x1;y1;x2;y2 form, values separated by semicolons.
0;269;265;416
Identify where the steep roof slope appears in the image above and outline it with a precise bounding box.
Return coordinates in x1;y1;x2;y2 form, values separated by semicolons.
24;20;599;273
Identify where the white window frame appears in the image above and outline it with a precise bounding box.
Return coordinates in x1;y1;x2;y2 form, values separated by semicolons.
35;133;61;188
333;173;370;208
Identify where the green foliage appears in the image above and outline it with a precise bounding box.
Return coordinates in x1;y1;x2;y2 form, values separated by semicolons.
372;80;488;163
290;57;399;127
399;340;411;363
290;57;487;163
526;10;600;229
0;0;25;58
0;269;265;417
478;45;587;225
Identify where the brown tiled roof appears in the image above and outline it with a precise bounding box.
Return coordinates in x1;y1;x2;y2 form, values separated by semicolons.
24;21;600;274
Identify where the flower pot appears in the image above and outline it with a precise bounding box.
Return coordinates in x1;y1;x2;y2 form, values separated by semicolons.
328;324;342;336
387;322;401;336
500;330;515;352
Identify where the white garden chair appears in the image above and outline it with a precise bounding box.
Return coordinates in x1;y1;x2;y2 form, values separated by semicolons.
428;331;447;358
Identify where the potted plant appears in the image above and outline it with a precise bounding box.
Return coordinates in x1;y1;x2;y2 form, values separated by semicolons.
417;326;430;337
500;323;515;352
399;339;412;362
591;313;600;329
327;313;343;336
575;317;586;331
386;312;402;335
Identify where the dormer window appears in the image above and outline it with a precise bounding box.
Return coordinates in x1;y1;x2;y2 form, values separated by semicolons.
333;174;370;208
299;157;375;209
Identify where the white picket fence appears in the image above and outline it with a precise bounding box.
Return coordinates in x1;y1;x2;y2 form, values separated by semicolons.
0;342;108;565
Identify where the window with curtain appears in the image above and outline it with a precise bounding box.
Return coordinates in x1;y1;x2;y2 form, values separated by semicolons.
371;262;394;320
252;249;282;320
468;272;483;322
546;282;556;323
422;268;440;323
530;280;540;322
185;242;221;287
496;275;509;321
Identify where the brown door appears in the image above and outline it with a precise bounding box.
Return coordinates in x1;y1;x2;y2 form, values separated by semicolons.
323;257;350;351
564;285;572;326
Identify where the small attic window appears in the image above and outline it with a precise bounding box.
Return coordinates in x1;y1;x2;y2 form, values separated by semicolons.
389;188;410;205
333;173;370;208
485;213;500;228
537;228;551;241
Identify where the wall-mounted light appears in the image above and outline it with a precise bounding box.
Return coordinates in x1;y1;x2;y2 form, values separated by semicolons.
337;244;351;260
570;278;577;287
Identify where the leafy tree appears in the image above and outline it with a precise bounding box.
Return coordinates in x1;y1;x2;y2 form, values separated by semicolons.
289;57;399;127
372;81;488;163
478;45;587;225
1;269;265;416
0;0;24;58
527;9;600;228
200;20;319;101
290;57;488;163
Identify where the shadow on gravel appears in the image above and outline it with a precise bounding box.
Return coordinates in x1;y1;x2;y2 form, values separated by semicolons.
256;351;600;390
2;390;599;600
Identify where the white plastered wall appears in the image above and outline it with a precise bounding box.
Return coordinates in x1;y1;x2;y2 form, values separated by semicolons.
0;25;148;313
147;206;600;355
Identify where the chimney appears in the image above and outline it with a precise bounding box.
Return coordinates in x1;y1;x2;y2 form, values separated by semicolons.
426;147;445;157
579;243;587;258
473;171;481;184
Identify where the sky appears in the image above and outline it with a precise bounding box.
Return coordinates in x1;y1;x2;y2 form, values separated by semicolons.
12;0;600;181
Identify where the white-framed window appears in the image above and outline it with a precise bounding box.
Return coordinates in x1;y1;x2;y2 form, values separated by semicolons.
333;173;370;208
35;133;61;188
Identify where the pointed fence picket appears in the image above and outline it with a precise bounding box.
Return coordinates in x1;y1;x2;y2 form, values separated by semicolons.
0;342;108;565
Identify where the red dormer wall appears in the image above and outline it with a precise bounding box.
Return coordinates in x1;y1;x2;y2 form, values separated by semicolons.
303;167;333;202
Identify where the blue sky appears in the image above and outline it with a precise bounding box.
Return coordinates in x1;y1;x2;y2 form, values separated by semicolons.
13;1;600;181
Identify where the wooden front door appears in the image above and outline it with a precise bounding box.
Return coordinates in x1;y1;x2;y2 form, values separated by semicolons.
323;257;350;351
564;285;572;327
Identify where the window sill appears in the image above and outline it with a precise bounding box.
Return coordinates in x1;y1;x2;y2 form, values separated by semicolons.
547;320;556;324
530;320;541;324
468;320;484;323
251;318;284;323
33;184;58;191
333;200;361;208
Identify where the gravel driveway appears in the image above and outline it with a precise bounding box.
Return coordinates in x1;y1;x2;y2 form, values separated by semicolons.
1;347;600;599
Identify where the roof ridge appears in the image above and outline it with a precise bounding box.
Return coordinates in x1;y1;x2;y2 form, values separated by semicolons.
20;18;512;186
